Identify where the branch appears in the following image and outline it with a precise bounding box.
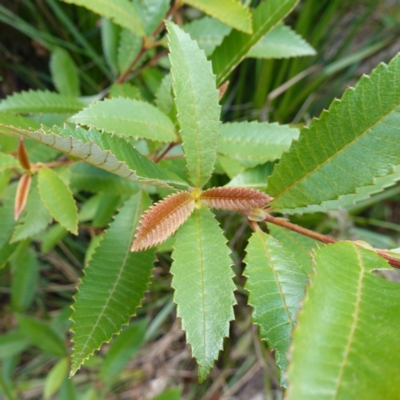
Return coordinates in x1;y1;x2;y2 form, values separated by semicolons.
261;213;400;270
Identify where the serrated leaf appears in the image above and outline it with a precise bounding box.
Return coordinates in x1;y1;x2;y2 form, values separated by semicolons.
184;0;252;34
283;164;400;214
50;48;80;97
132;191;195;251
167;21;221;188
71;192;154;375
134;0;169;36
0;184;18;248
38;167;78;235
199;187;271;210
70;163;140;195
269;54;400;212
0;113;41;138
109;83;142;100
70;98;176;142
287;242;400;399
244;231;307;385
18;314;66;357
226;163;273;191
171;207;236;381
0;152;19;170
268;224;317;274
0;241;19;269
247;24;316;59
211;0;299;85
61;0;145;36
0;91;84;114
184;16;231;57
11;247;38;312
117;28;142;74
11;179;52;243
0;122;188;190
218;122;299;166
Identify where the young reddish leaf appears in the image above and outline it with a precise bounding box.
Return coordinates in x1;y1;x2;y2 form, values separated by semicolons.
14;173;31;220
131;191;195;251
17;138;30;170
199;187;271;211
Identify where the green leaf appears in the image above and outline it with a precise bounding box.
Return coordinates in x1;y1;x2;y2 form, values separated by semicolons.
244;231;307;385
50;48;80;97
184;17;231;57
38;167;78;235
154;74;174;115
71;192;155;375
11;247;38;312
0;241;19;269
247;24;316;59
41;224;68;254
100;320;146;380
167;21;221;188
109;83;142;100
134;0;169;36
150;388;182;400
44;358;69;399
211;0;299;85
61;0;145;36
0;330;30;358
18;314;67;357
70;98;176;142
218;122;299;166
101;18;120;76
269;54;400;212
226;163;273;192
0;91;84;114
0;152;19;170
117;28;142;74
70;163;141;195
0;123;188;190
0;184;17;249
287;242;400;399
282;164;400;214
171;207;236;381
268;224;317;274
184;0;252;34
11;179;53;243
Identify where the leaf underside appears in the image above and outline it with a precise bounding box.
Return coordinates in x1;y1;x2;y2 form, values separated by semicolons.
269;54;400;213
0;120;188;190
131;191;195;251
171;207;236;381
167;21;221;188
199;187;271;210
244;231;307;385
71;192;154;375
287;242;400;399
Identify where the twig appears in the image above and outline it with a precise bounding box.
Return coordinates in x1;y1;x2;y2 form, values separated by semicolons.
259;214;400;270
154;142;178;163
115;0;183;85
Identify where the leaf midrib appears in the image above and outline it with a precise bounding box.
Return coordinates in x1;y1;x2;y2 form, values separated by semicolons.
274;102;400;206
333;246;364;398
73;191;144;370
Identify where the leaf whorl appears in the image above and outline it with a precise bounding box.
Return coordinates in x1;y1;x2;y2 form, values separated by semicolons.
199;187;271;211
131;191;195;251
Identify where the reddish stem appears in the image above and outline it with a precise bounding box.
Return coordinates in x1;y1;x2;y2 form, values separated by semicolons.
260;214;400;270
